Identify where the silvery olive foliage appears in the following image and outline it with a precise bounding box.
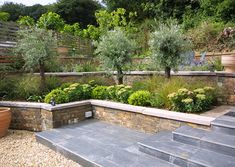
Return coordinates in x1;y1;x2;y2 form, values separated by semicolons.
149;21;192;77
95;29;136;84
14;28;57;71
14;28;57;92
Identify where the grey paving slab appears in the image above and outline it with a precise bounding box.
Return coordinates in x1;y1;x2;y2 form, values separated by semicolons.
190;149;235;167
36;119;175;167
173;126;235;157
138;130;235;167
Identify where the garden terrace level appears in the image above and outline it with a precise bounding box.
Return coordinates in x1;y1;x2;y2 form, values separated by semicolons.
0;100;216;133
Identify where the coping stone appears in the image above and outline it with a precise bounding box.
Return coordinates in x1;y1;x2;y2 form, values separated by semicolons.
0;100;215;126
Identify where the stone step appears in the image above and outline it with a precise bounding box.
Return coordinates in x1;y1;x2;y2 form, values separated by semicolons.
212;115;235;136
173;126;235;157
36;120;179;167
138;132;235;167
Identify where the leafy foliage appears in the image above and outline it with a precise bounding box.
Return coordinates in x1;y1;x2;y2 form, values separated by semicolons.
44;89;69;104
95;29;135;84
0;12;10;21
37;12;65;31
83;8;137;40
54;0;101;28
0;2;24;21
14;28;57;92
168;87;216;113
107;85;133;103
14;28;57;71
128;90;151;106
91;86;108;100
149;20;192;77
17;16;35;26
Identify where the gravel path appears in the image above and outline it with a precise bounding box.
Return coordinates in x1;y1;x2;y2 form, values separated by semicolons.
0;130;82;167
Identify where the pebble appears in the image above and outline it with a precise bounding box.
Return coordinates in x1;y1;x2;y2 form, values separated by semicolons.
0;130;82;167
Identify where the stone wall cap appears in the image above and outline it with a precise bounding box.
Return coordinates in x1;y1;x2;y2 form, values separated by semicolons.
0;101;49;109
33;71;235;77
90;100;146;113
143;108;215;126
42;100;91;111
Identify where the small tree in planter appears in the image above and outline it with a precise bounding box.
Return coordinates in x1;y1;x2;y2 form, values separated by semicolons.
95;29;135;84
14;28;57;92
149;21;192;78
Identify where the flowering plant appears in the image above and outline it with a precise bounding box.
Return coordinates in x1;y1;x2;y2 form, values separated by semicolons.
168;87;216;113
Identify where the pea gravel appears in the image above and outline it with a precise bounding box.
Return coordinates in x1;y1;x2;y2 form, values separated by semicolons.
0;130;82;167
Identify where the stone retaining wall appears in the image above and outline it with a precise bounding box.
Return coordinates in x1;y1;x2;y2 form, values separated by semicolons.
90;100;213;133
1;101;92;131
0;100;218;133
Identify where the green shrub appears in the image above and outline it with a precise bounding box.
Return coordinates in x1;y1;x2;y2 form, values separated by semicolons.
91;86;108;100
132;76;217;108
168;87;216;113
63;83;82;101
16;76;41;100
149;93;164;108
81;84;93;99
128;90;151;106
0;77;17;99
44;89;69;104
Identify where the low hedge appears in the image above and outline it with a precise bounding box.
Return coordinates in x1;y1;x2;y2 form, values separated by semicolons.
44;81;217;113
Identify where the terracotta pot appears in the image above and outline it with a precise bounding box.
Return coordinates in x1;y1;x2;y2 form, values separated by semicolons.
0;107;11;138
221;54;235;73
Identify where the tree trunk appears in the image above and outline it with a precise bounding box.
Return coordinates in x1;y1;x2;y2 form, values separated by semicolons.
165;67;171;78
39;60;46;93
117;66;123;84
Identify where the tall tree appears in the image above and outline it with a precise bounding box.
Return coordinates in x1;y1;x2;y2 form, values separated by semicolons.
103;0;200;22
0;2;24;21
54;0;102;28
24;4;48;20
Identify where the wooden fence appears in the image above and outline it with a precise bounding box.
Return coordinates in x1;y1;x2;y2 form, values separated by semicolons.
0;21;94;71
0;21;18;68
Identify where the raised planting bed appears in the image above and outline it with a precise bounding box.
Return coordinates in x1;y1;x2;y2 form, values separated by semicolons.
0;100;217;133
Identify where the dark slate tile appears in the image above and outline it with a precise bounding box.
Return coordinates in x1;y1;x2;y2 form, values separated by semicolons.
189;149;235;167
201;132;235;157
212;119;235;129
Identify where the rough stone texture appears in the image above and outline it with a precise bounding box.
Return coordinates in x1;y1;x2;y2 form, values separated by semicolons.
10;104;92;132
10;107;42;132
93;106;209;134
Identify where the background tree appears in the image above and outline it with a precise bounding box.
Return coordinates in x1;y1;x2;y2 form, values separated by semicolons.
17;16;35;26
37;12;65;31
95;29;135;84
149;20;192;78
14;28;57;92
0;12;10;21
83;8;136;40
23;4;48;20
54;0;102;28
0;2;24;21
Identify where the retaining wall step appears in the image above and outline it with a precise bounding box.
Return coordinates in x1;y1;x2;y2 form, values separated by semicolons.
138;131;235;167
173;126;235;157
212;115;235;136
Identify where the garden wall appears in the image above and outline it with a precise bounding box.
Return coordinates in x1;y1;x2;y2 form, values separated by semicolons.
0;100;215;133
0;101;92;131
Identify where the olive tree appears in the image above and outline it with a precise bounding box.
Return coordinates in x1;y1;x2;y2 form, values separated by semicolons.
95;29;135;84
149;21;192;78
14;28;57;92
